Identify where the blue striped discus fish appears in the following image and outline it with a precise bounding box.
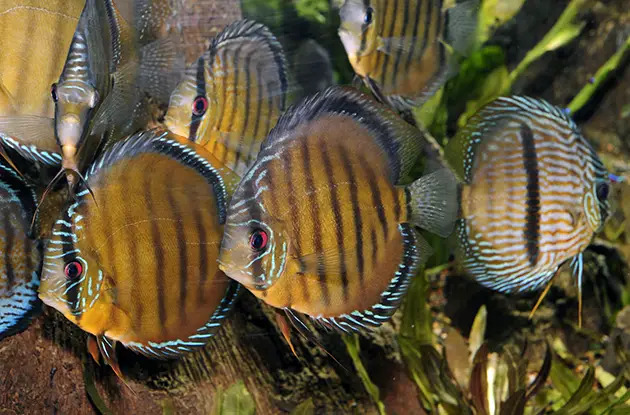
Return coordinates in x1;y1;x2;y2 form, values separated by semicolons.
38;130;240;377
445;96;612;325
338;0;478;107
165;19;288;177
0;163;42;340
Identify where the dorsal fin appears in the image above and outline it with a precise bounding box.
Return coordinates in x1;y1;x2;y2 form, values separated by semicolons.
260;86;425;184
207;19;288;106
84;129;230;223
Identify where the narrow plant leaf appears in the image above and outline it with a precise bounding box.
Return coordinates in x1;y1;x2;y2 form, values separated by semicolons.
554;367;595;415
475;0;527;47
526;344;552;401
444;327;471;387
499;389;527;415
399;272;433;345
506;0;594;92
343;334;386;415
83;358;113;415
469;344;489;415
290;398;315;415
568;35;630;114
469;305;487;363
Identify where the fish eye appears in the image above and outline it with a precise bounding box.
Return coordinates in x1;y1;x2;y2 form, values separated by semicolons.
51;83;58;102
596;181;609;201
192;95;208;116
249;229;268;252
364;7;374;25
64;260;83;280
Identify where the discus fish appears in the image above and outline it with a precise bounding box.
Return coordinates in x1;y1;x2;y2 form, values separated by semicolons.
218;86;457;335
38;130;240;377
0;0;182;192
0;163;42;340
0;0;82;179
338;0;478;106
165;19;288;176
0;0;83;116
445;96;612;326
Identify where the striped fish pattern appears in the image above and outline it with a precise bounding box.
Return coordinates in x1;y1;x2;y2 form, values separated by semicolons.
38;130;240;375
445;96;611;307
218;87;457;333
0;163;42;340
165;19;288;177
0;0;182;190
0;0;83;116
338;0;478;106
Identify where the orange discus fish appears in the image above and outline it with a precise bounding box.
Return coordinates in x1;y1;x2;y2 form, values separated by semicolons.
165;19;288;176
338;0;478;107
218;86;457;335
38;130;240;376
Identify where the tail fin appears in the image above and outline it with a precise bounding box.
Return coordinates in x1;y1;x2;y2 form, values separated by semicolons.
444;0;480;57
408;168;459;237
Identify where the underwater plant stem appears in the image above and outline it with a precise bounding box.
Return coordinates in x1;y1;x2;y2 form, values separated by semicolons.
567;35;630;114
506;0;594;93
342;334;387;415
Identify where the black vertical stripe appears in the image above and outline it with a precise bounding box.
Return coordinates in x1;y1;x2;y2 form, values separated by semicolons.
379;0;399;87
245;62;265;167
521;123;540;266
61;210;81;319
390;0;411;88
321;142;349;299
283;148;310;302
144;175;167;328
115;167;144;330
234;52;253;171
245;179;265;285
3;213;15;288
188;56;206;142
360;153;388;240
370;228;378;267
301;139;330;306
405;0;423;72
165;174;188;324
339;146;365;289
222;43;245;163
213;46;231;152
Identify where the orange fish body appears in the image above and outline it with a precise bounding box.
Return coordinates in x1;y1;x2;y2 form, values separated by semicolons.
39;130;240;372
219;87;457;332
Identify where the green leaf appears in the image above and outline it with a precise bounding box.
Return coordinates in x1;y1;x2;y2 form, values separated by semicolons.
343;334;386;415
294;0;329;24
83;358;113;415
475;0;527;47
568;35;630;114
399;272;433;345
290;398;315;415
212;381;256;415
506;0;594;91
468;305;487;362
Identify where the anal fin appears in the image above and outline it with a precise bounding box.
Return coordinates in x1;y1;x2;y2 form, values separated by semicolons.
96;335;122;379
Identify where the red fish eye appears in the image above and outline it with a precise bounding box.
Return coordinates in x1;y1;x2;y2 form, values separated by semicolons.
51;83;58;102
192;95;208;116
249;229;268;252
64;261;83;280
